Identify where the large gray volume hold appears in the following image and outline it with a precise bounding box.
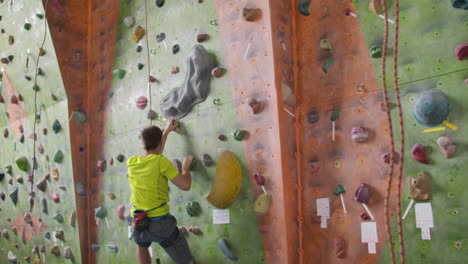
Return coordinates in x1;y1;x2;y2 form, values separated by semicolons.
160;45;213;120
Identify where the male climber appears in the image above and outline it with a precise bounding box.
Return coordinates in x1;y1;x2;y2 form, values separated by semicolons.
127;119;195;264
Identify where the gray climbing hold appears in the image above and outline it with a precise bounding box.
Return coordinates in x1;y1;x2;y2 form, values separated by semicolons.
107;244;118;253
64;246;72;259
76;181;86;196
123;16;135;27
9;187;18;206
91;244;100;252
414;89;450;127
53;213;64;223
156;33;165;43
7;251;17;263
72;111;87;123
160;45;213;120
41;197;48;214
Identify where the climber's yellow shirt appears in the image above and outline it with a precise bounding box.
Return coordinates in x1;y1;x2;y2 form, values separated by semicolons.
127;154;179;217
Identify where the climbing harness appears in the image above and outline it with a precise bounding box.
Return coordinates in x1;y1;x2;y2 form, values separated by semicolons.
132;203;167;230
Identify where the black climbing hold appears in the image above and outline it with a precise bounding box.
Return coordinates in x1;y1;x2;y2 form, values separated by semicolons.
136;46;143;53
0;172;4;181
155;0;165;8
137;63;144;70
37;68;45;76
9;187;18;206
0;192;5;201
52;119;61;134
172;44;180;54
25;75;31;81
116;154;125;162
8;55;13;62
451;0;468;9
19;134;25;143
45;232;50;239
297;0;310;16
156;33;166;43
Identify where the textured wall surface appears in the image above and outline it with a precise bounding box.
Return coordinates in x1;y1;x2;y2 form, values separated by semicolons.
353;0;468;263
0;1;81;263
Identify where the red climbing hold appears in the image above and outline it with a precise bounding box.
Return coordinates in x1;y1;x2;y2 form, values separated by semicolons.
455;42;468;60
117;205;125;220
247;98;263;114
188;226;201;234
197;33;209;43
97;159;106;172
218;135;227;141
136;96;148;110
411;144;429;164
10;95;18;104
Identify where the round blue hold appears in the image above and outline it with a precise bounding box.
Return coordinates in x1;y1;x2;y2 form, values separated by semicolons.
413;89;450;127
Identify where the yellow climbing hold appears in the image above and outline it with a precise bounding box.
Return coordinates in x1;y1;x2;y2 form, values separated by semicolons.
133;26;145;43
421;127;445;133
442;120;458;131
206;151;242;209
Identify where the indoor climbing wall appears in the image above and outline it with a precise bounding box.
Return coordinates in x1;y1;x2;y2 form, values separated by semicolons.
0;0;81;263
353;0;468;263
95;0;273;263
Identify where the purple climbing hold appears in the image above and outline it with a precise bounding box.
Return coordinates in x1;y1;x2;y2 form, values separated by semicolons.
91;244;100;252
254;174;265;186
0;192;5;201
354;183;370;204
50;190;60;203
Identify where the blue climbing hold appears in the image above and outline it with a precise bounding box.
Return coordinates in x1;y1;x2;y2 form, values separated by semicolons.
413;89;450;127
451;0;468;10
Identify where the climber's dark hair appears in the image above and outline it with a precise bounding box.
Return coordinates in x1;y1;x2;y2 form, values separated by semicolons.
141;126;163;151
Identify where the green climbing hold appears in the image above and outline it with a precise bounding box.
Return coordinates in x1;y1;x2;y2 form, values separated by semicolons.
331;110;340;121
37;68;45;76
9;187;18;206
322;58;334;73
298;0;312;16
54;150;64;163
53;214;64;223
333;184;345;196
52;119;61;134
95;206;107;219
15;157;29;172
116;154;125;163
24;23;32;31
39;48;46;56
233;129;247;141
369;45;382;58
190;157;199;170
112;69;126;79
107;244;118;254
36;14;44;19
186;201;201;217
72;111;87;123
32;85;40;92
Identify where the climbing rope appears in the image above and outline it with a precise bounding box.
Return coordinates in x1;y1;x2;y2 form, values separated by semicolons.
30;0;50;212
381;0;406;262
392;0;406;262
291;1;305;263
381;0;397;262
144;0;153;125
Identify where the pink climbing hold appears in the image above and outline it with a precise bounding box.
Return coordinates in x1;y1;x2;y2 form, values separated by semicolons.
254;174;265;186
50;190;60;203
455;42;468;60
37;144;44;154
136;96;148;110
117;205;125;220
411;144;429;164
178;226;187;233
464;79;468;86
211;67;224;78
188;226;201;234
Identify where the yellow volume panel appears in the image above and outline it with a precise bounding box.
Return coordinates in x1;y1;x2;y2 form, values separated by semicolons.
206;151;243;209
